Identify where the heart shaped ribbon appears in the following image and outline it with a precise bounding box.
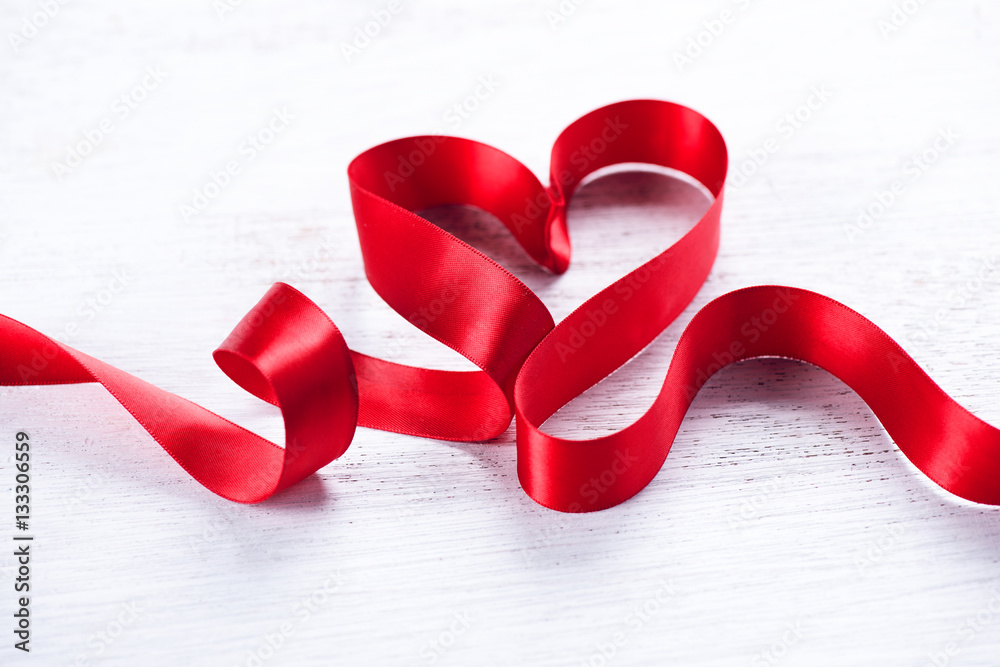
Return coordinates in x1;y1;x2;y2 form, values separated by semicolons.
2;100;998;511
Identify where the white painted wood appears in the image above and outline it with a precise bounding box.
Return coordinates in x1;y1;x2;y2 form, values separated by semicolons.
2;0;1000;665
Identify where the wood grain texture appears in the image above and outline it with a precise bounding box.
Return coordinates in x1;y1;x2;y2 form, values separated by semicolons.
2;1;1000;665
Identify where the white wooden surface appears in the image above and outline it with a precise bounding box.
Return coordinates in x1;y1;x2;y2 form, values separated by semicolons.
2;1;1000;665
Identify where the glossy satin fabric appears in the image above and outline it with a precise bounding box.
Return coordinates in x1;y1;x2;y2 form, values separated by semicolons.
2;100;998;511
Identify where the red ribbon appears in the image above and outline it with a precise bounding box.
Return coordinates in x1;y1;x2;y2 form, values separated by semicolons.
3;100;998;511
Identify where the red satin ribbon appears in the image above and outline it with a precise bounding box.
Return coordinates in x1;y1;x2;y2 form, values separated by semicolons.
2;100;998;511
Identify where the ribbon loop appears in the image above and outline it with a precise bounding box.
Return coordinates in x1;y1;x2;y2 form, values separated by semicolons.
1;283;357;503
516;100;729;511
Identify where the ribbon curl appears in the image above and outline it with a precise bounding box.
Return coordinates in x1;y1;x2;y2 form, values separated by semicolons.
2;100;998;511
